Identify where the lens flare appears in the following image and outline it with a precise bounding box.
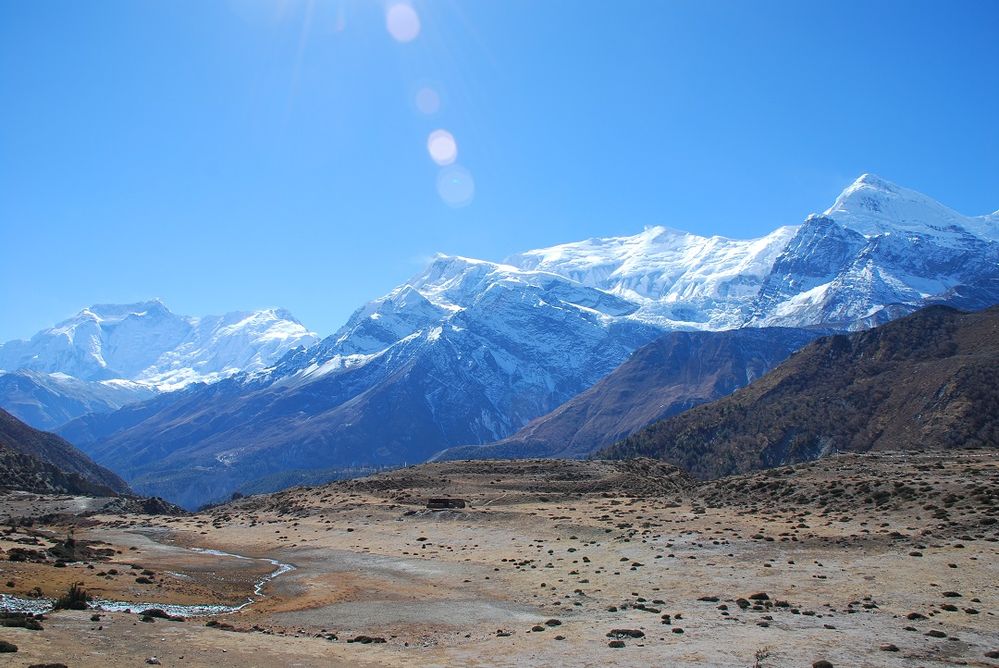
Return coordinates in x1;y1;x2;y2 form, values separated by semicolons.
386;3;420;42
415;86;440;115
437;165;475;208
427;129;458;166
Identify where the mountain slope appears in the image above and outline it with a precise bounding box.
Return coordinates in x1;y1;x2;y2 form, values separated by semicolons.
61;262;662;508
0;370;156;431
434;326;826;461
507;224;799;330
507;174;999;331
0;408;131;495
600;305;999;477
0;300;318;390
750;175;999;328
0;301;317;430
60;175;998;508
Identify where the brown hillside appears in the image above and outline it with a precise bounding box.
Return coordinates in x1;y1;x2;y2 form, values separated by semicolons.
0;408;131;495
600;305;999;477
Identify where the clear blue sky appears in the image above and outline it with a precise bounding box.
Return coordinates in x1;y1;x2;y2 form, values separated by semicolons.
2;0;997;341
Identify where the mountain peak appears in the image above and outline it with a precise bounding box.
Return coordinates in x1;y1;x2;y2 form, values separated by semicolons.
1;301;317;389
850;173;898;192
823;173;996;242
83;299;172;321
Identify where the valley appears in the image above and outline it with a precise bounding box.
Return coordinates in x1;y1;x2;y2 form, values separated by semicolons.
1;451;995;667
5;4;998;666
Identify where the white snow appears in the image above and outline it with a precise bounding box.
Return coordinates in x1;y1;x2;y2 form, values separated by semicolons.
0;301;318;391
823;173;997;244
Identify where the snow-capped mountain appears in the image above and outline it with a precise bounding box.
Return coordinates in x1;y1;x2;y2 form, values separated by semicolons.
59;175;998;508
507;224;799;330
505;174;998;330
750;175;999;327
0;370;157;432
62;261;664;507
0;301;317;429
0;300;318;390
823;173;997;242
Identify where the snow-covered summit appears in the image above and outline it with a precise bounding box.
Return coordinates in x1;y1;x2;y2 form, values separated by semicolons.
505;225;799;329
0;301;318;390
279;173;996;379
824;173;998;243
748;174;999;328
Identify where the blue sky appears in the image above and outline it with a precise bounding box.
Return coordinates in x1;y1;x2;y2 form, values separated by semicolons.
2;0;997;341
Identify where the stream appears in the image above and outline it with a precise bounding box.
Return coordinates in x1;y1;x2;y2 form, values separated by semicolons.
0;546;295;617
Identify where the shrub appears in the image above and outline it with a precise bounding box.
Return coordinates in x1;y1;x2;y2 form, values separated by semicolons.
53;582;91;610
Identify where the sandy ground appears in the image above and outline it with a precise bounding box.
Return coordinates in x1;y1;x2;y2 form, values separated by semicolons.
0;451;996;667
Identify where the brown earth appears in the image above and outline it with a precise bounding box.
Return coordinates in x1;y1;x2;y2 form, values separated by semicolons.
0;451;996;667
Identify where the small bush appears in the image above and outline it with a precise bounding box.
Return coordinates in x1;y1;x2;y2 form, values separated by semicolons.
53;582;91;610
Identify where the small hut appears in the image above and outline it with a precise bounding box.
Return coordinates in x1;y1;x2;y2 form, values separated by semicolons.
426;498;467;509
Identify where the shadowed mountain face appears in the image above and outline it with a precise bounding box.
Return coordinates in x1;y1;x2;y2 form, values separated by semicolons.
600;306;999;477
0;408;131;496
434;327;827;461
0;370;157;432
59;280;662;509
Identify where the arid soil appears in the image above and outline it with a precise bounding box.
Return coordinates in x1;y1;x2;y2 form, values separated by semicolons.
0;452;996;667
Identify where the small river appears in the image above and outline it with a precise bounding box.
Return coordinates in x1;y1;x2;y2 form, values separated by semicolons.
0;546;294;617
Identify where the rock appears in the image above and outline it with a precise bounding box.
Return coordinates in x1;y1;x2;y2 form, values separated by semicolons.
606;629;645;639
544;619;562;627
0;612;43;630
531;625;545;632
0;640;17;653
749;592;769;600
925;630;947;638
812;661;833;668
146;658;161;665
608;640;625;648
880;644;899;652
139;608;184;622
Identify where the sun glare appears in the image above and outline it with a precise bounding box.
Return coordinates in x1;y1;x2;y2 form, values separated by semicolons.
427;129;458;166
385;2;420;43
